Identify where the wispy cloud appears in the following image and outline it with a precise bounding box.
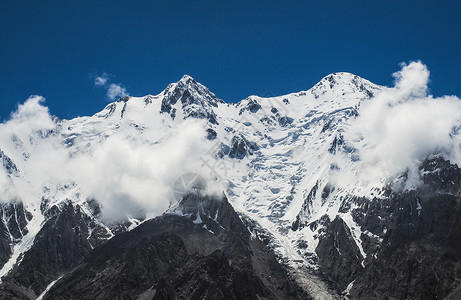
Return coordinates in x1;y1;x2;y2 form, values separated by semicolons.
94;73;110;87
107;83;128;100
93;72;129;100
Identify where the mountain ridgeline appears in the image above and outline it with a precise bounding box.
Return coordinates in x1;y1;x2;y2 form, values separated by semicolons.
0;73;460;299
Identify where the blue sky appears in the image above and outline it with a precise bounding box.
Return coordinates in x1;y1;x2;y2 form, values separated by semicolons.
1;0;460;121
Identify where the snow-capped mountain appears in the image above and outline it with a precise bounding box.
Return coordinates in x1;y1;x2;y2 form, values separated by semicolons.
2;63;461;299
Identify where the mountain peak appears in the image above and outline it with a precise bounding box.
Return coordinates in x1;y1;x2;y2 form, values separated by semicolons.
160;75;223;124
320;72;363;86
311;72;380;99
179;74;195;83
162;75;220;102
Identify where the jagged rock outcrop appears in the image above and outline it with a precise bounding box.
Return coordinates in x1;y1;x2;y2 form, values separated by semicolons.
42;194;308;300
227;135;259;159
315;215;364;292
0;201;113;299
0;203;92;298
0;202;32;269
311;156;461;299
160;75;223;124
0;150;19;175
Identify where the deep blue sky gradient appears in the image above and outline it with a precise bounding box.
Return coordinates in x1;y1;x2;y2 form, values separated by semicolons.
1;0;460;120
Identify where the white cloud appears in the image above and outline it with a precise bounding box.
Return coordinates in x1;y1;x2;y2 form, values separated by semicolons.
93;72;129;100
107;83;128;100
0;96;212;222
393;61;430;99
0;171;16;203
94;73;110;86
66;119;209;223
0;95;56;162
0;96;66;204
339;61;461;189
7;95;55;138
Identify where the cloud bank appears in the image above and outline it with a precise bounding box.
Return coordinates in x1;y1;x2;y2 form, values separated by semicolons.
0;96;213;223
67;120;209;222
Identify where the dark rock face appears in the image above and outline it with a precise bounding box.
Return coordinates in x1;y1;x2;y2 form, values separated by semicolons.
349;189;461;298
160;75;223;124
4;155;460;299
419;155;461;194
291;182;319;231
278;116;294;127
43;194;307;300
152;249;271;300
0;203;31;243
228;135;259;159
0;149;19;175
313;156;461;299
0;202;96;299
206;128;217;140
239;98;262;114
328;134;344;154
315;216;364;291
101;103;117;118
0;220;12;271
0;202;32;269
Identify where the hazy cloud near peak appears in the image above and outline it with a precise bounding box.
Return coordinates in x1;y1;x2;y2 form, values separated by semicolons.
0;94;214;222
67;119;211;223
0;95;64;204
9;95;55;133
0;96;56;155
336;61;461;190
393;61;430;99
107;83;128;100
93;72;129;100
